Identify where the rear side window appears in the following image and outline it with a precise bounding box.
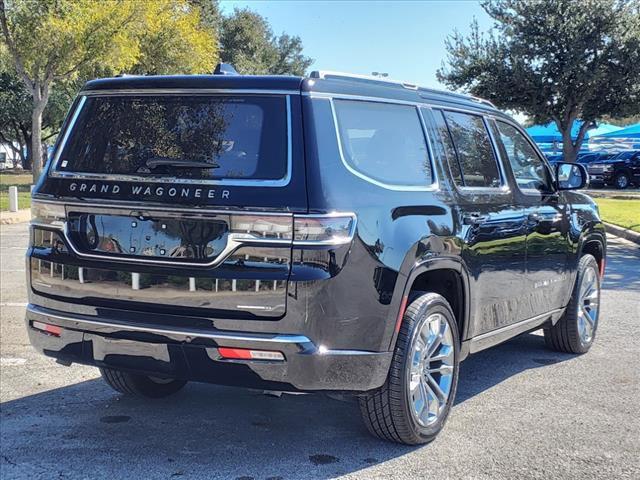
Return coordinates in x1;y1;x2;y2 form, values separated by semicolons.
441;111;501;188
55;95;288;181
334;100;432;187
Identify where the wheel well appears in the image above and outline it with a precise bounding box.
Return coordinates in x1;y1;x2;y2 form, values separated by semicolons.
582;239;604;272
409;269;465;339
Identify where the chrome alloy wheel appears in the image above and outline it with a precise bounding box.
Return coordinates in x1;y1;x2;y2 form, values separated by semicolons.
616;174;629;189
407;313;455;427
578;265;600;344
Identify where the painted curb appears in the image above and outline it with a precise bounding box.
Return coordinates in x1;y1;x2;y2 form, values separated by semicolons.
604;222;640;245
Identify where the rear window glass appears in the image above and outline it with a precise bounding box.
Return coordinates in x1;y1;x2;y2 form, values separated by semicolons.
441;111;501;188
334;100;432;186
55;95;288;181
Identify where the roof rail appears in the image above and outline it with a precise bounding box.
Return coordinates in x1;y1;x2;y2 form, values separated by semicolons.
309;70;496;108
310;70;418;90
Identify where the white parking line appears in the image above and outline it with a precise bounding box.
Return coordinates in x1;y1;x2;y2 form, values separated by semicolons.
0;357;27;366
0;302;27;307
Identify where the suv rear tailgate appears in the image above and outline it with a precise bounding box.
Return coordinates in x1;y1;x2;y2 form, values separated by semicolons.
31;86;306;320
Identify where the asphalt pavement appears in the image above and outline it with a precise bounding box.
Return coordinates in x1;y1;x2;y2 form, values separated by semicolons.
1;222;639;479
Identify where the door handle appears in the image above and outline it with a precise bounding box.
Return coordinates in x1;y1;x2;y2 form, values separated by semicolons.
463;213;488;226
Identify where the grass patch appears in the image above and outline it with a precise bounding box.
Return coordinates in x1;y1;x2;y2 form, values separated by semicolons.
0;191;31;211
0;173;33;192
595;198;640;233
0;173;33;211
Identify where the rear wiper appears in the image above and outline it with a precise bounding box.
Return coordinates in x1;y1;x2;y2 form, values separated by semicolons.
145;157;220;169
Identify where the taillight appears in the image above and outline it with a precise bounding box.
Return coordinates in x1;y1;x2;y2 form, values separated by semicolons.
230;214;293;241
31;201;66;229
293;213;356;246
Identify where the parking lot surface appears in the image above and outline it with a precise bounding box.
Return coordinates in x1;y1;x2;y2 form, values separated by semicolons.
1;222;639;479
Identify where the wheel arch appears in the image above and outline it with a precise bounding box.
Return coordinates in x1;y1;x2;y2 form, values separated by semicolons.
388;257;470;352
578;231;606;277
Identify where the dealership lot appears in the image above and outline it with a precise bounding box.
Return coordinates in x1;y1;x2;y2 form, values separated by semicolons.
1;222;639;480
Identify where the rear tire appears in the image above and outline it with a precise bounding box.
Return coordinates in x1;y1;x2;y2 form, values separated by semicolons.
359;293;460;445
544;254;600;354
100;367;187;398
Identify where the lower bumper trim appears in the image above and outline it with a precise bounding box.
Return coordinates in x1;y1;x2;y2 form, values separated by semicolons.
25;304;393;393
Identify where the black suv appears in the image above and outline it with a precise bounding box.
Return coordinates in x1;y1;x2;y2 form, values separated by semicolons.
588;150;640;189
26;68;606;445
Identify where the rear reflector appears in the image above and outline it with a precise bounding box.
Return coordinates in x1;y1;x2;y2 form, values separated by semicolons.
32;321;62;337
218;347;285;361
395;295;409;333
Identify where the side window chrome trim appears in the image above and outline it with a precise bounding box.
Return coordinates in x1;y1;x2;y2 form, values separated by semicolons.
328;98;439;192
48;94;294;188
305;91;498;117
437;108;511;195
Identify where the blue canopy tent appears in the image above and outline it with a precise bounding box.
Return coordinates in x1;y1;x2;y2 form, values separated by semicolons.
526;121;621;143
594;123;640;139
589;123;640;150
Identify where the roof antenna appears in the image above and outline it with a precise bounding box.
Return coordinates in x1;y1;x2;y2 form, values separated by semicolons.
213;63;239;76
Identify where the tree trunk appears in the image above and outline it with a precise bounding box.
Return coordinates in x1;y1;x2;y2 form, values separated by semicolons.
31;98;45;182
560;126;579;163
24;140;32;170
17;123;31;170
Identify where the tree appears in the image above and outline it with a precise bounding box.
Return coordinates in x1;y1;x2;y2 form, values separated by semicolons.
221;8;312;76
0;0;218;181
0;68;67;169
437;0;640;162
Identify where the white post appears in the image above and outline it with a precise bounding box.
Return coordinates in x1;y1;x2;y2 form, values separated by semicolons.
8;186;18;212
189;277;196;292
132;272;140;290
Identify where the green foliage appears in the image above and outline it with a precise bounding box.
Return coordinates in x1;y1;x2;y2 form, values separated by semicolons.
0;65;68;168
1;0;312;179
221;8;313;76
438;0;640;161
0;0;220;179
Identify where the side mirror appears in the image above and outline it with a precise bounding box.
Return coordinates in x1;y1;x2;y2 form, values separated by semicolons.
555;162;588;190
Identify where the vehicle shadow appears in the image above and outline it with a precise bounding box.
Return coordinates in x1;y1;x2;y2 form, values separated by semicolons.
0;332;570;480
456;331;572;404
600;237;640;291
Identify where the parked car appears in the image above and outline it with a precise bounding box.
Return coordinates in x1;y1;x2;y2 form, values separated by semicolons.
26;67;606;445
544;153;564;167
587;150;640;189
577;152;613;164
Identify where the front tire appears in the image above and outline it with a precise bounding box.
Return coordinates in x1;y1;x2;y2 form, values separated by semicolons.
614;172;630;189
100;367;187;398
544;254;601;354
359;293;460;445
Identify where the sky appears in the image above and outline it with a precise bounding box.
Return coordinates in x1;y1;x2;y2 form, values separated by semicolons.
219;0;494;89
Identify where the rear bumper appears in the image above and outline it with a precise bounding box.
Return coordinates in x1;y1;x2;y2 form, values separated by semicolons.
26;304;392;393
